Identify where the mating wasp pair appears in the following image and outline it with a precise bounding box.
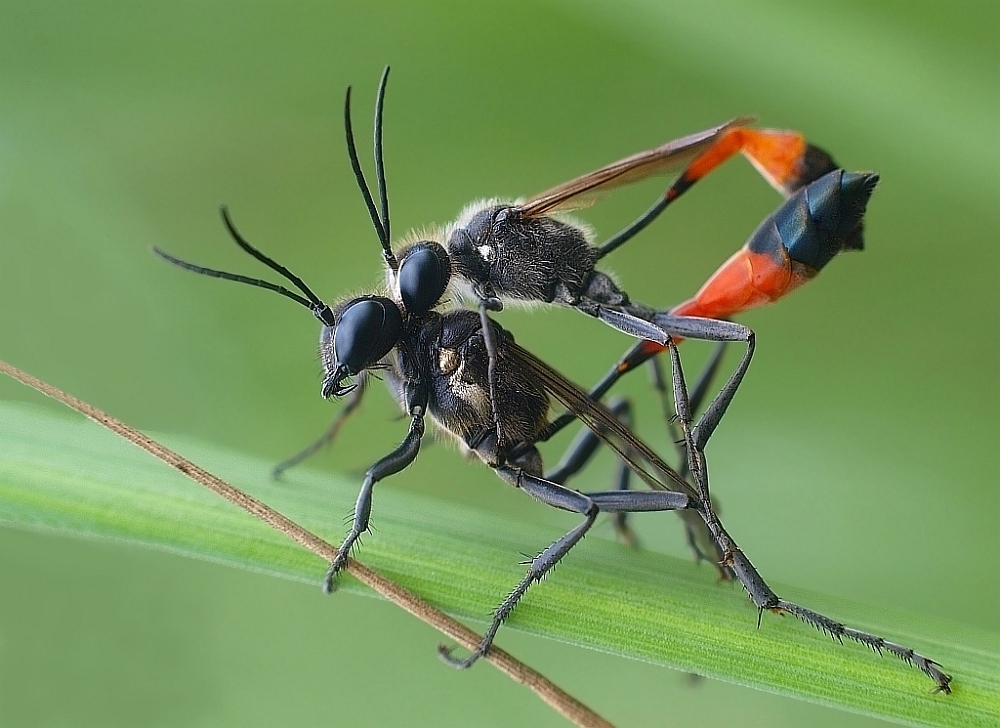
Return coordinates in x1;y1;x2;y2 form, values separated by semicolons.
155;68;950;690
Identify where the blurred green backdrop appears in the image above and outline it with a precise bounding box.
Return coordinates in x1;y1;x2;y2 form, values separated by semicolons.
1;1;996;726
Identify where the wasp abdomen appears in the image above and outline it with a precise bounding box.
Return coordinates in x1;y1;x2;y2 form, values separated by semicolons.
672;169;878;321
762;169;878;272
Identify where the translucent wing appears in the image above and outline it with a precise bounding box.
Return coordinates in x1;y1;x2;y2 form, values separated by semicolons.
505;341;697;500
517;117;755;218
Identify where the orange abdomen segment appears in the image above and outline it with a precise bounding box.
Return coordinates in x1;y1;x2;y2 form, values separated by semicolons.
613;246;812;370
671;246;812;321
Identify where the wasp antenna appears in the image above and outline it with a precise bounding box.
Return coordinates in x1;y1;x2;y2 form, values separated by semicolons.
344;85;396;270
219;207;332;325
374;65;392;246
151;245;315;311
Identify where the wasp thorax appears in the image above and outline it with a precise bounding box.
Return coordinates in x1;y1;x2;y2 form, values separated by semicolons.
445;204;510;296
332;296;403;375
397;241;451;314
462;204;515;249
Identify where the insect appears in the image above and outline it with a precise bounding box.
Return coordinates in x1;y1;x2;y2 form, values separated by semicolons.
152;204;952;692
271;70;877;571
277;70;874;489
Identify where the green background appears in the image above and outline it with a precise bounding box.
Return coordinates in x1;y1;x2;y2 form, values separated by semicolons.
1;1;996;726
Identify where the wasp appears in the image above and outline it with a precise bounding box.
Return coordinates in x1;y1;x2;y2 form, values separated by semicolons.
279;69;875;465
271;69;877;568
152;199;951;691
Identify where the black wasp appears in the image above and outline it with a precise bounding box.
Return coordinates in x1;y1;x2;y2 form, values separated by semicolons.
153;72;949;691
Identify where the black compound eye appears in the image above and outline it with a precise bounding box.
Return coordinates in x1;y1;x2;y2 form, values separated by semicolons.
333;296;403;374
397;242;451;314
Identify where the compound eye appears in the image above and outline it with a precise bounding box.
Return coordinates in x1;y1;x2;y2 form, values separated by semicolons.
397;242;451;314
333;296;403;374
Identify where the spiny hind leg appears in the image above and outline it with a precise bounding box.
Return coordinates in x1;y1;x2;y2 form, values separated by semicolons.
324;412;425;593
694;496;952;693
438;467;689;669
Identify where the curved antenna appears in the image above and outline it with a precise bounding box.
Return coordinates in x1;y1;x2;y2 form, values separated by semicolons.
218;207;321;307
220;207;334;324
153;208;337;327
374;66;391;246
153;247;312;310
344;85;397;270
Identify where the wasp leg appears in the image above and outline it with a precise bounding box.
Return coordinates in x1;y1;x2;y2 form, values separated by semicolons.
593;314;754;500
686;342;729;422
573;270;674;348
694;505;953;694
438;467;689;669
610;445;636;547
655;341;735;575
649;319;752;576
593;306;671;346
534;320;746;577
544;397;639;547
324;411;425;593
598;128;836;258
477;296;507;453
539;317;751;458
651;314;755;455
271;372;369;479
648;342;727;477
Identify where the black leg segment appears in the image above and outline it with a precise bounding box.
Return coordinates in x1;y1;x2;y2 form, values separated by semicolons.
324;411;425;592
478;297;507;452
692;489;952;693
438;466;689;669
271;373;369;479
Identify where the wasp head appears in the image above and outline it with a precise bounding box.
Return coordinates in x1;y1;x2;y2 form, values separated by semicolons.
320;295;404;398
394;241;452;314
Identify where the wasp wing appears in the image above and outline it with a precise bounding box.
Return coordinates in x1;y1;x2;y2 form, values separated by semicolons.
517;117;755;218
505;341;698;500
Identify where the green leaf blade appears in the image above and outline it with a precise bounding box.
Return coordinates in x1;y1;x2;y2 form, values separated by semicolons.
1;401;997;726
